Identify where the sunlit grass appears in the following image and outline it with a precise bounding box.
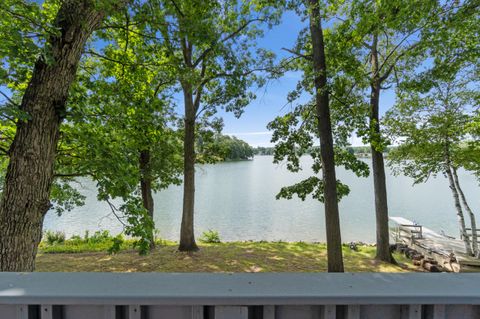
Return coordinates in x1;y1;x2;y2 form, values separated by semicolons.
36;241;416;272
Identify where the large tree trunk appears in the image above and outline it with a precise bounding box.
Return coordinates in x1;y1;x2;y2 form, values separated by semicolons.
369;35;395;264
178;84;199;252
445;164;472;255
308;0;344;272
139;149;155;250
0;1;104;272
452;167;478;257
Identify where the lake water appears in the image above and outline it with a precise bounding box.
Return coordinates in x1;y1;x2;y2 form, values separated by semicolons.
43;156;480;243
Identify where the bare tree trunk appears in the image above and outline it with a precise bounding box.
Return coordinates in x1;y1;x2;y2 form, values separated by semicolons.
178;83;199;252
369;34;395;264
445;164;472;255
452;167;478;257
0;1;104;272
308;0;344;272
139;149;155;250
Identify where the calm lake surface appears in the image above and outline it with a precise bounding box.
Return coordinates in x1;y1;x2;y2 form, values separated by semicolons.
43;156;480;243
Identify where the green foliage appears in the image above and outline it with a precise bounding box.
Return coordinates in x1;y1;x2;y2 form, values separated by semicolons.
199;230;222;243
277;176;351;202
385;71;479;183
86;230;112;244
54;7;184;254
44;231;66;245
265;1;376;204
39;232;135;254
200;134;254;162
253;146;275;156
121;198;155;255
107;235;124;255
49;180;86;216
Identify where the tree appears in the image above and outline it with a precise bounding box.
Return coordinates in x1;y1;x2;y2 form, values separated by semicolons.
386;72;479;256
56;11;185;253
332;0;479;263
138;0;280;251
268;0;369;272
205;135;254;161
307;0;343;272
65;75;182;254
0;0;122;271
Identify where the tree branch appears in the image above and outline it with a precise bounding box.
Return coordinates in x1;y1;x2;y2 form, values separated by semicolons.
170;0;184;17
0;90;19;107
192;18;265;68
282;47;312;61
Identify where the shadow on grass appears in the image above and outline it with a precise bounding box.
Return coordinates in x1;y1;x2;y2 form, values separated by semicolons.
36;241;416;273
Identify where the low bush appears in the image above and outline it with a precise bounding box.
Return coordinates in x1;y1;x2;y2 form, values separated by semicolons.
199;229;221;243
44;231;66;245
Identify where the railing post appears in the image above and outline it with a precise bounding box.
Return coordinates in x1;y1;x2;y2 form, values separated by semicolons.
324;305;336;319
408;305;422;319
129;305;141;319
347;305;360;319
192;306;204;319
16;305;28;319
433;305;446;319
41;305;53;319
103;305;116;319
214;306;248;319
263;305;275;319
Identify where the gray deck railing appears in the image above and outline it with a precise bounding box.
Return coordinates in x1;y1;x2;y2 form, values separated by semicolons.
0;273;479;319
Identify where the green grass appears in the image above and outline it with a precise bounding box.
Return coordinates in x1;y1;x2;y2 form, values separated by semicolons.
36;240;415;272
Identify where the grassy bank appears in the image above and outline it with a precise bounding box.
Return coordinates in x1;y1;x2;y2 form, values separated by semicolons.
36;239;415;272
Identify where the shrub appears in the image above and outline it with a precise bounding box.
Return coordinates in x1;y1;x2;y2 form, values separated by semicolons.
199;229;221;243
88;230;112;243
69;234;83;244
70;235;82;241
107;235;124;255
44;231;66;245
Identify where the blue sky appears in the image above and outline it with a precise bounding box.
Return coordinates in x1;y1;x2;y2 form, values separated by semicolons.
212;10;397;147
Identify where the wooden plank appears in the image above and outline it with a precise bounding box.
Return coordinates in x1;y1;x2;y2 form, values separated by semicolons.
40;305;53;319
445;305;477;319
103;305;115;319
408;305;421;319
16;305;28;319
263;305;275;319
346;305;360;319
276;306;321;319
2;273;480;305
323;305;336;319
192;306;204;319
128;305;141;319
433;305;445;319
215;306;248;319
0;305;16;319
149;306;200;319
363;305;402;319
62;305;112;319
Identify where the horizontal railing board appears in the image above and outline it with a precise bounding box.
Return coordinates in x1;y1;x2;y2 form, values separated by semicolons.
0;273;479;305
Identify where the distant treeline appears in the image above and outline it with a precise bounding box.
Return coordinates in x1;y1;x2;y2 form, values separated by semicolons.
206;135;254;161
254;146;394;156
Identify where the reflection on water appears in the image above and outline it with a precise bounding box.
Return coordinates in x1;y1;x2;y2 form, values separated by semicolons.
43;156;480;242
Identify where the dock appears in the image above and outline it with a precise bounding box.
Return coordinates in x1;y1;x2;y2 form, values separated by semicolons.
389;216;480;272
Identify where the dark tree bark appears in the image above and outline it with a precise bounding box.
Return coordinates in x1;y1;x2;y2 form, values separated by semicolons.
369;34;395;264
139;149;155;250
0;0;105;271
178;81;199;251
308;0;344;272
